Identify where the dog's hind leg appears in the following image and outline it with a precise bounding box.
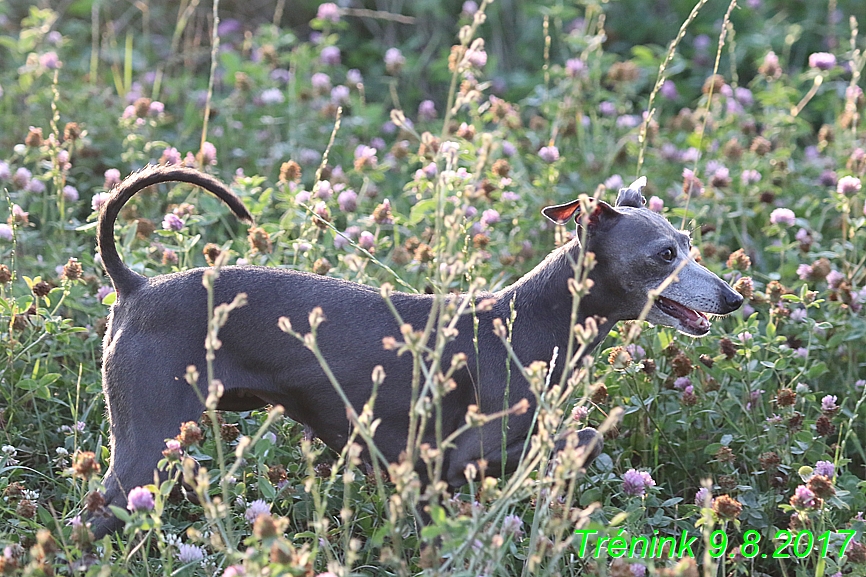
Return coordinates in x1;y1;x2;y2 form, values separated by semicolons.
93;339;206;536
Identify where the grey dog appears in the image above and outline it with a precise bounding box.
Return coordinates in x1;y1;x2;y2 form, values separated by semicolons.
91;166;742;535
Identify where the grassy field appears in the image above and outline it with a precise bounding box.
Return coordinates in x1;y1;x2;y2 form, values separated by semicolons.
0;1;865;575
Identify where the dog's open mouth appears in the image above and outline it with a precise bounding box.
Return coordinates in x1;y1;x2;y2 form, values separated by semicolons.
653;295;711;336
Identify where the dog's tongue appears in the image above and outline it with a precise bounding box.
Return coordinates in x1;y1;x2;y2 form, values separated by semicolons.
656;296;710;333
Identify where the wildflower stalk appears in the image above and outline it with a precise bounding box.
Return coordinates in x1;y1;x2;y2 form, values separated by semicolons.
845;17;863;138
297;202;416;292
340;8;416;24
89;0;99;84
698;481;718;577
223;406;284;483
199;0;220;160
278;315;390;472
272;0;285;26
123;31;133;97
280;316;393;565
542;16;550;106
197;251;247;549
836;377;866;466
49;70;65;225
439;0;494;141
151;0;200;99
682;0;736;226
636;0;710;176
315;106;342;186
559;206;595;385
790;74;824;117
500;301;516;479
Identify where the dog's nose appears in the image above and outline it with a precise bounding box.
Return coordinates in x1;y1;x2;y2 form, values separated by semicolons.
724;288;744;312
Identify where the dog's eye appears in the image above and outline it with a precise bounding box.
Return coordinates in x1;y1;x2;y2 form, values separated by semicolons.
660;247;676;262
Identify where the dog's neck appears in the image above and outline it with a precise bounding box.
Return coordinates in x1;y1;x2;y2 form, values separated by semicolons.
494;239;619;378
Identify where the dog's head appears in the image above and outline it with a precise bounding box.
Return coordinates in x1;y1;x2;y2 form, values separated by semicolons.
542;177;743;336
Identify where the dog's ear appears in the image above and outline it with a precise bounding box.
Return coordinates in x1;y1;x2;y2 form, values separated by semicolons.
615;176;647;209
542;198;583;225
542;198;620;227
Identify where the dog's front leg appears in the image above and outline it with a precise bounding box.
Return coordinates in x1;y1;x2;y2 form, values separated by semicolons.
93;341;207;537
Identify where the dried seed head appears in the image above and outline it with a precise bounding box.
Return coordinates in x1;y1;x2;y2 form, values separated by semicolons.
681;389;698;406
4;482;25;499
607;346;631;369
733;276;754;300
607;60;640;83
787;411;804;432
767;280;786;302
63;122;81;142
664;343;681;358
253;513;278;539
671;352;693;377
220;423;240;442
35;529;57;556
279;160;302;183
315;462;332;478
133;97;152;118
789;485;820;510
372;200;394;225
750;136;772;156
248;226;273;255
846;541;866;564
642;358;656;374
62;257;83;281
817;124;833;145
815;415;835;437
25;126;43;147
203;243;221;266
492;159;510;177
71;451;101;479
267;464;287;485
83;490;106;513
70;516;94;548
162;439;183;461
719;338;736;360
162;248;178;266
177;421;203;447
32;280;52;298
609;559;633;577
807;474;835;499
726;248;751;271
312;258;331;275
712;494;742;519
136;218;155;239
456;122;476;140
758;451;781;472
759;51;782;80
234;72;252;91
0;264;13;284
16;499;36;519
414;243;433;263
702;74;726;95
788;512;805;531
472;233;489;249
722;138;743;160
704;376;719;391
809;257;831;280
775;388;796;407
269;541;292;564
715;446;735;463
590;383;608;405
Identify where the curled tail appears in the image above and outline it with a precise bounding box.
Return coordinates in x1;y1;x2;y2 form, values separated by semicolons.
97;165;253;296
